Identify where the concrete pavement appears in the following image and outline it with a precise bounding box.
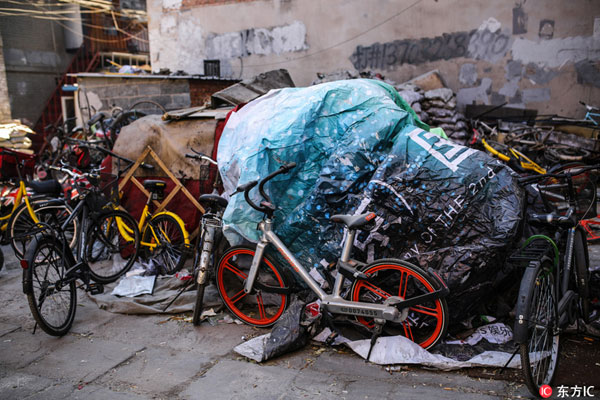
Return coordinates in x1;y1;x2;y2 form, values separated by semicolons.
0;244;539;399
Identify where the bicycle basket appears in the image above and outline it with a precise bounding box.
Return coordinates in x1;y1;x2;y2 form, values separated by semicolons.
0;149;35;180
538;165;596;220
85;191;111;212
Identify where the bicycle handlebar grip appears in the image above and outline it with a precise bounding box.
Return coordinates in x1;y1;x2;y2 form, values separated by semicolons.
258;162;298;203
282;162;297;171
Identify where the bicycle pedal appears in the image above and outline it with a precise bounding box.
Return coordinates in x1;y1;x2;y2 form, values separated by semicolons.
87;283;104;295
325;331;338;345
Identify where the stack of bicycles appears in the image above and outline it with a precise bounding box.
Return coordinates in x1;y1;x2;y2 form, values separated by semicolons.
509;163;599;397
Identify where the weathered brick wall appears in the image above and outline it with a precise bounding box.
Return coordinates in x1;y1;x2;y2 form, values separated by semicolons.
189;79;235;106
77;76;192;117
0;33;11;121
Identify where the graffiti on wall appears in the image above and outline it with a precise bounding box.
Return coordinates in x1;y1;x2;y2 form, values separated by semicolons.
350;28;511;70
205;20;308;60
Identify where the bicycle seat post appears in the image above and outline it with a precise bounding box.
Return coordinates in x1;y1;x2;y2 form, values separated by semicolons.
340;229;356;263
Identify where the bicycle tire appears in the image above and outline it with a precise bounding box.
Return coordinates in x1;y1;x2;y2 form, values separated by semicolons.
573;228;591;323
216;246;290;327
0;247;4;271
23;235;77;336
517;260;560;396
86;209;140;284
8;199;77;259
350;259;449;350
142;213;187;275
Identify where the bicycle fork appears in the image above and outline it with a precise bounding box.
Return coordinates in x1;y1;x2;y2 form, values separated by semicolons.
196;224;216;285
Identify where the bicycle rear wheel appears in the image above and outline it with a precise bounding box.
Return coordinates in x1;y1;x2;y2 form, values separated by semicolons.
517;260;560;396
86;210;140;284
350;259;448;349
143;213;187;275
216;246;290;327
8;199;77;259
23;235;76;336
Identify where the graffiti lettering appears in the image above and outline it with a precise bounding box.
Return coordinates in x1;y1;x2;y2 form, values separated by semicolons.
350;29;511;70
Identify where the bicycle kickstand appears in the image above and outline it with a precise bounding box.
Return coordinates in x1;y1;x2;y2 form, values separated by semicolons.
366;319;384;363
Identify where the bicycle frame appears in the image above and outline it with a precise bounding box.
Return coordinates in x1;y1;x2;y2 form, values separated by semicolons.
0;181;39;231
244;217;446;323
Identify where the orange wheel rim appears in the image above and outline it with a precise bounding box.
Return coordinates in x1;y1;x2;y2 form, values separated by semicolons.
217;248;286;326
352;263;444;349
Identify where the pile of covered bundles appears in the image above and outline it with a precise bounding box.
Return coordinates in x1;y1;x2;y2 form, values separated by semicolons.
0;122;33;152
218;79;524;322
395;84;469;143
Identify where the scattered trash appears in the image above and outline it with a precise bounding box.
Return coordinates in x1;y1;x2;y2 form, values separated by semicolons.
111;275;156;297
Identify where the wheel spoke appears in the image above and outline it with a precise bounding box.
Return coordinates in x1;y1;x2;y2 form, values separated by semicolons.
398;271;408;298
224;261;247;280
402;321;414;341
360;281;391;299
409;304;439;317
256;293;266;320
229;288;247;304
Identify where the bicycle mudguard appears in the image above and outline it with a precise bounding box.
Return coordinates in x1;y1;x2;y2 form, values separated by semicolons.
513;257;552;344
151;211;191;244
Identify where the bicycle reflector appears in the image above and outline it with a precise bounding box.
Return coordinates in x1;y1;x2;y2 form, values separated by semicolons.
20;259;29;269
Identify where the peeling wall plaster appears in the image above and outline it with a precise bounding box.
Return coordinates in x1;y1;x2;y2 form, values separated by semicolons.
147;0;599;115
511;36;600;68
205;21;308;60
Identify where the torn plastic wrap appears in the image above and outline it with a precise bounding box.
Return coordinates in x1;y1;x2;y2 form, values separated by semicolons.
217;79;426;244
218;78;524;324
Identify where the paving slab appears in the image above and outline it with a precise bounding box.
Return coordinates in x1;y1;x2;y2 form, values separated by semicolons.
24;335;145;384
0;330;54;370
181;359;298;400
0;321;19;338
96;346;213;396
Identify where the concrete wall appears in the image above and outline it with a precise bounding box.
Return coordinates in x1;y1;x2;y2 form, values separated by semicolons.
76;75;235;120
0;1;74;123
147;0;600;117
77;76;193;118
0;32;11;121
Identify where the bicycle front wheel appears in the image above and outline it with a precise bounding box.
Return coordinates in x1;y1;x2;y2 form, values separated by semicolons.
8;199;77;259
573;228;591;323
216;246;290;327
143;213;187;275
350;259;448;350
23;235;76;336
517;261;560;396
86;210;140;284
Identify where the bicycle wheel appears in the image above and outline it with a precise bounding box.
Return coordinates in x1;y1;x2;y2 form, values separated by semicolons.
142;213;187;275
85;210;140;284
517;260;560;396
573;228;591;323
23;235;76;336
350;259;448;350
8;199;77;259
216;246;290;327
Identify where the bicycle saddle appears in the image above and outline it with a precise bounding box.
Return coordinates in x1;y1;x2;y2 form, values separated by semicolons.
198;194;228;209
143;180;167;192
28;179;63;197
331;213;376;230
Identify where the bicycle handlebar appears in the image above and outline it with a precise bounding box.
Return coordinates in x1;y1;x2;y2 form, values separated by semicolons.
64;138;154;171
517;164;600;186
185;149;218;166
234;162;296;214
